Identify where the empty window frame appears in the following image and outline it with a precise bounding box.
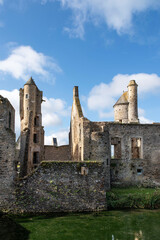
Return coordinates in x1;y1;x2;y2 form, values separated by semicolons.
81;167;88;175
34;116;39;126
111;137;121;159
33;133;39;143
137;167;143;175
131;138;142;159
33;152;39;164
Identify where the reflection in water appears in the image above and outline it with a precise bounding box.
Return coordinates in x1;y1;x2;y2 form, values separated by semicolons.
135;230;143;240
6;210;160;240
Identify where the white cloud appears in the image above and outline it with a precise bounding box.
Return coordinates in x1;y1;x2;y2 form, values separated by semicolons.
0;89;20;135
138;108;153;124
45;129;69;145
42;96;70;127
87;73;160;118
0;0;3;5
0;45;62;82
50;0;160;38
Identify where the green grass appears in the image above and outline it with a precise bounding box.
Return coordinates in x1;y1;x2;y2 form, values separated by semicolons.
1;210;160;240
106;187;160;209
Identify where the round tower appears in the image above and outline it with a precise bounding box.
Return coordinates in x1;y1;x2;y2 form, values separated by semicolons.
127;80;139;123
20;77;44;176
23;77;36;128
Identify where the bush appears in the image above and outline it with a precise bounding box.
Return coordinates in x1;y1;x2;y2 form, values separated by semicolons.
106;188;160;210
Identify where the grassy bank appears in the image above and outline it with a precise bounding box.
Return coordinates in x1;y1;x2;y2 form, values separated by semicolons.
106;188;160;209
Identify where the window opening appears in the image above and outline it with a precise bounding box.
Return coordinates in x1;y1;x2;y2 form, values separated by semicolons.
34;116;39;126
111;137;121;159
131;138;142;159
33;133;39;143
33;152;39;164
9;111;11;129
81;167;88;175
26;94;29;99
137;168;143;175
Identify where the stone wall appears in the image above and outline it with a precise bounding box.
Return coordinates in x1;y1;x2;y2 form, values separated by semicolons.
82;120;110;164
15;161;109;213
80;118;160;187
0;121;16;210
70;86;84;161
44;145;71;161
106;123;160;187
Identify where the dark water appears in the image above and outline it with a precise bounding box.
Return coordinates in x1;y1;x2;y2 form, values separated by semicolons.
0;210;160;240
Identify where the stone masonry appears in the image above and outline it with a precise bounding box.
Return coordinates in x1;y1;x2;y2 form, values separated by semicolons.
19;77;44;176
0;96;16;210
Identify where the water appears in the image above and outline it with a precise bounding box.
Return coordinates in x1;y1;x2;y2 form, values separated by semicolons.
0;210;160;240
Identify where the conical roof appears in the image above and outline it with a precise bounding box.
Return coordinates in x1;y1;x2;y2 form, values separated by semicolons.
24;77;36;86
113;91;128;107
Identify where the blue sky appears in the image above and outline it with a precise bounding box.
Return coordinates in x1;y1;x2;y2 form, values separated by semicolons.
0;0;160;145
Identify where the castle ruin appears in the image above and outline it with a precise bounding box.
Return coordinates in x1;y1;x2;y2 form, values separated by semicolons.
0;77;160;213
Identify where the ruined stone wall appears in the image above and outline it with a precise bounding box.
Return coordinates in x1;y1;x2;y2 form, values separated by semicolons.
82;120;110;164
0;96;16;209
106;123;160;187
0;95;15;132
0;122;16;209
81;119;160;187
70;87;83;161
44;145;71;161
14;161;109;213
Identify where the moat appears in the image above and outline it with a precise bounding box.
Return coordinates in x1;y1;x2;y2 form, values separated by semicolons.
0;210;160;240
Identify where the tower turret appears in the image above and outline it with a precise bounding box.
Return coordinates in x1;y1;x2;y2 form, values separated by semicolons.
127;80;139;123
19;77;44;176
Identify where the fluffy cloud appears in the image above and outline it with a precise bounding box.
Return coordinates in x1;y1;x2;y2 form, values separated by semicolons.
138;108;153;124
42;96;70;127
0;45;62;82
50;0;160;38
45;129;69;146
87;73;160;122
88;73;160;111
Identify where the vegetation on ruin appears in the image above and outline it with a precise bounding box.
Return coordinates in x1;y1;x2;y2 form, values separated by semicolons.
106;187;160;209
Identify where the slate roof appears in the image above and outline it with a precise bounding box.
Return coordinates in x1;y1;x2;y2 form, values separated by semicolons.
24;77;36;86
114;91;128;107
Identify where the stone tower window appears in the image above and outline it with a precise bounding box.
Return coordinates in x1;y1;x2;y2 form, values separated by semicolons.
33;152;39;164
111;137;121;159
34;116;39;126
131;138;142;159
9;111;11;129
33;133;39;143
25;94;29;99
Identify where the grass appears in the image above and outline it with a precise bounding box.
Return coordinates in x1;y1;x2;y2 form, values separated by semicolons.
1;210;160;240
106;187;160;209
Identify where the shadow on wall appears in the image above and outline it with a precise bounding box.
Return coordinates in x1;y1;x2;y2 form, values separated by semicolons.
0;214;30;240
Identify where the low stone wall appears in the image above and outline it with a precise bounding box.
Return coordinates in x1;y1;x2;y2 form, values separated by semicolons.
14;161;109;213
44;145;71;161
